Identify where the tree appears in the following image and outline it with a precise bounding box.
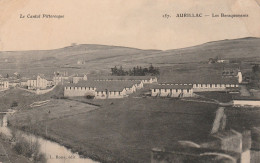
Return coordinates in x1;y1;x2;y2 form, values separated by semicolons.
252;65;260;73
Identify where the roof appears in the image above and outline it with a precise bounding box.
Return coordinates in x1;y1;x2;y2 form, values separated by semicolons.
91;75;156;81
66;80;140;92
159;76;238;85
150;84;193;89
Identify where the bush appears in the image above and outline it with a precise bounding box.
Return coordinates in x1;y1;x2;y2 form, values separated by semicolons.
11;101;18;107
86;95;94;99
13;132;46;163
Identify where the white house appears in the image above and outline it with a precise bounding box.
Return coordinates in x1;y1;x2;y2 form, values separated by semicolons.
0;80;9;90
72;74;88;84
27;75;52;90
53;75;70;85
151;84;193;98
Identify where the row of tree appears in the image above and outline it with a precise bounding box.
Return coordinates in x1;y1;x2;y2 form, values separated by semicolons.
111;64;159;76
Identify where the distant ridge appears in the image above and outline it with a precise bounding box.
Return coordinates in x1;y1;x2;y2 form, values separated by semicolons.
0;37;259;76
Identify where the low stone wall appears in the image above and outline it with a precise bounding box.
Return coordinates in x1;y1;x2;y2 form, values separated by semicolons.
36;85;57;95
64;86;96;97
233;100;260;107
151;89;193;98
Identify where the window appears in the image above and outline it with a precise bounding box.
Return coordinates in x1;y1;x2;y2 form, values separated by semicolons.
187;89;189;93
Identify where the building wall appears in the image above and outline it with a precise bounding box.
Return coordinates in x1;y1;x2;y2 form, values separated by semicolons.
95;91;108;99
65;86;127;99
193;83;238;92
233;100;260;107
27;76;48;89
151;88;193;97
125;86;136;95
64;86;96;97
107;90;126;99
72;75;87;84
0;81;9;89
20;81;27;86
53;76;69;85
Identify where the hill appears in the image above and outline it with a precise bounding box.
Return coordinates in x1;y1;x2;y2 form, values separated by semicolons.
0;37;259;77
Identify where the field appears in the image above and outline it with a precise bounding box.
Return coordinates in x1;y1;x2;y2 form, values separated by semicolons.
8;92;219;163
0;85;64;112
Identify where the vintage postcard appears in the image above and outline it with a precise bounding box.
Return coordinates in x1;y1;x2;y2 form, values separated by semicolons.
0;0;260;163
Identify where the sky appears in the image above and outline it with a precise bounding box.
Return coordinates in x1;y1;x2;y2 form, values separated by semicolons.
0;0;260;51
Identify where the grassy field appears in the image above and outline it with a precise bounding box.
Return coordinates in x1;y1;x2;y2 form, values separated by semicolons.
8;95;219;163
0;85;64;112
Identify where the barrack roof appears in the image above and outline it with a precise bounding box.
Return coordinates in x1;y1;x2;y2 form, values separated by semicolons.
66;80;140;92
150;84;193;89
159;76;238;85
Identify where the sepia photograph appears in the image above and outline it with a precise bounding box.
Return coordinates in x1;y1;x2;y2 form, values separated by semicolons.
0;0;260;162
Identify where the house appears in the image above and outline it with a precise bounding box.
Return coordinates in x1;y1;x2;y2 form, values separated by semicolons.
151;84;193;97
20;78;29;87
0;80;9;90
53;75;70;85
72;74;88;84
8;79;20;87
27;75;52;90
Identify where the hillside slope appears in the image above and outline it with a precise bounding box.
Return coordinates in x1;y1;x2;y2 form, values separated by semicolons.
0;37;259;76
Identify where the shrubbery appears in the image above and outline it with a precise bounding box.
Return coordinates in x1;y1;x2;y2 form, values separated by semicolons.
11;101;18;107
12;131;47;163
111;64;159;76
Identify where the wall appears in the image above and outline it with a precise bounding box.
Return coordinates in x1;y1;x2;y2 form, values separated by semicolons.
151;88;193;97
36;85;57;95
0;81;9;89
95;91;108;99
233;100;260;107
107;90;125;99
64;86;96;97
